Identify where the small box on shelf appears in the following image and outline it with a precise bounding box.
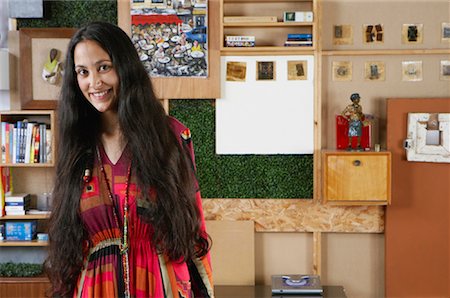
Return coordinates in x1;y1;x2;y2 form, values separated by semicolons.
5;221;37;241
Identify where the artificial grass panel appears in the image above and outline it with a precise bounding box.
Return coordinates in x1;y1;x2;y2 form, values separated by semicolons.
170;99;314;199
17;0;117;29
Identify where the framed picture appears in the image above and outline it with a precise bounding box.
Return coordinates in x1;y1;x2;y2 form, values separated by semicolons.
442;22;450;42
402;24;423;44
402;61;423;81
440;60;450;80
333;24;353;45
363;24;384;44
364;61;385;81
256;61;275;81
332;61;352;81
287;60;307;80
19;28;76;109
226;61;247;82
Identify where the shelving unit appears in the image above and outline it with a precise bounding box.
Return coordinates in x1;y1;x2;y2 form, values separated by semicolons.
220;0;317;55
0;110;56;167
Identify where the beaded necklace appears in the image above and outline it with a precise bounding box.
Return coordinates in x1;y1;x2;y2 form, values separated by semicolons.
96;146;131;297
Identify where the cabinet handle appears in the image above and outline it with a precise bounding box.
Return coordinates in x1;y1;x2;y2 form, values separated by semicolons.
353;160;361;166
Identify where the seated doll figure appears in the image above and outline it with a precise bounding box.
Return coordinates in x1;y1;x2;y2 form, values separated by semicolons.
42;48;62;85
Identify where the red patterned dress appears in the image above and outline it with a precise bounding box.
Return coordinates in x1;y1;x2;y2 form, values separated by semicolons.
74;118;213;298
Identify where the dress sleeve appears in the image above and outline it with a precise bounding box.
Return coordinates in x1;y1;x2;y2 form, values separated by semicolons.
169;117;214;297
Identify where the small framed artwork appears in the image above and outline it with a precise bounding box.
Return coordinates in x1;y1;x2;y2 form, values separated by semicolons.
226;61;247;82
364;61;385;81
363;24;384;44
442;23;450;42
19;28;76;109
333;24;353;45
287;60;307;80
332;61;352;81
402;61;423;81
440;60;450;80
284;12;296;22
256;61;275;81
402;24;423;44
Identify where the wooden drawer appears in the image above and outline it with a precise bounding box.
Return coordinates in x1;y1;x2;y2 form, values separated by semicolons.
322;151;391;205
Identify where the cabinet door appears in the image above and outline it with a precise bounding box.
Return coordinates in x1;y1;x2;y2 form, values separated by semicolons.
323;153;391;204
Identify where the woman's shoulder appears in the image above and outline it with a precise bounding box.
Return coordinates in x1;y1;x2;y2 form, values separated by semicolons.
168;116;192;143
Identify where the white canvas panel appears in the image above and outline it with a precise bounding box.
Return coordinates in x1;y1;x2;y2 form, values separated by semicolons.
216;55;315;155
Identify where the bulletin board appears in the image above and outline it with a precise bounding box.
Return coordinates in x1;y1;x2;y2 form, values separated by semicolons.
216;55;315;155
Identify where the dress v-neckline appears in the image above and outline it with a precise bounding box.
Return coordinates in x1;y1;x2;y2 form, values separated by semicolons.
99;143;128;166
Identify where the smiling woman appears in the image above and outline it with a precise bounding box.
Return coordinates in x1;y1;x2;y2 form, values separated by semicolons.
74;40;119;114
45;22;213;298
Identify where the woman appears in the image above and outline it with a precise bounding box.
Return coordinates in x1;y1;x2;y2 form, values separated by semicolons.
45;21;213;298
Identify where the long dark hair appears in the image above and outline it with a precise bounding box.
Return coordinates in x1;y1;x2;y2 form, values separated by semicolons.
45;21;209;296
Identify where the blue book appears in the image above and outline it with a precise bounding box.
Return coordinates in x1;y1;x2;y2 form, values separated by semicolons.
287;33;312;39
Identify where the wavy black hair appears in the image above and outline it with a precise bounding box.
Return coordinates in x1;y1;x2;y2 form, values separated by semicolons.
45;21;209;296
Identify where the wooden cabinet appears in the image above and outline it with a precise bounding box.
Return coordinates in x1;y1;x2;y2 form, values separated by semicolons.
322;151;391;205
0;276;50;298
219;0;317;54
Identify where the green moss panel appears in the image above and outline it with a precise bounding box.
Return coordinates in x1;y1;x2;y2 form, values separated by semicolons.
17;1;314;199
170;100;314;198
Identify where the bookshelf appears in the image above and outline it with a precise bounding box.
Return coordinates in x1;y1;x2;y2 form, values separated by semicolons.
220;0;317;55
0;111;56;167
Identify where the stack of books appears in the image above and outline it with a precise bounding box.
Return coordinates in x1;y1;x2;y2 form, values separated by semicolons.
225;35;255;47
284;33;313;47
4;193;31;216
1;120;52;164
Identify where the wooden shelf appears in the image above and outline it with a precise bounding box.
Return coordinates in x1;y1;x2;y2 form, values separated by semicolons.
224;0;311;2
0;240;48;247
321;49;450;56
0;163;54;168
224;22;313;27
221;46;315;55
1;214;50;220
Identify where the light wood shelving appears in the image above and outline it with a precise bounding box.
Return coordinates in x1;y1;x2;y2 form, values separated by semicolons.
0;110;56;167
220;0;317;54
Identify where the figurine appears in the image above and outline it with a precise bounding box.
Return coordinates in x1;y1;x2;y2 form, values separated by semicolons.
341;93;364;150
42;48;62;85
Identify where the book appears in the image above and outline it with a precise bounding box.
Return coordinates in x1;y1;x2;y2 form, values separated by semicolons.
287;33;313;40
224;16;277;23
1;122;6;163
46;129;52;163
5;221;37;240
225;35;256;47
5;193;31;203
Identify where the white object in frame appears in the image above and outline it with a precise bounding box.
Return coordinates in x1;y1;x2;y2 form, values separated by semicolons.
404;113;450;163
216;55;315;154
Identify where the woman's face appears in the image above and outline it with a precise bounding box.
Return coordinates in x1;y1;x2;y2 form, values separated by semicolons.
74;39;119;113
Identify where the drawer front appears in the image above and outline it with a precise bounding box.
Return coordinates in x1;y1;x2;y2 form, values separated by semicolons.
325;154;389;202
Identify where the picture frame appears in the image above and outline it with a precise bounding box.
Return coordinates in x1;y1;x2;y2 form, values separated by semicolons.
363;24;384;44
226;61;247;82
401;60;423;81
19;28;76;109
256;61;275;81
364;61;385;81
401;24;423;44
118;0;221;99
442;22;450;42
440;60;450;81
287;60;307;80
332;24;353;45
332;61;352;81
